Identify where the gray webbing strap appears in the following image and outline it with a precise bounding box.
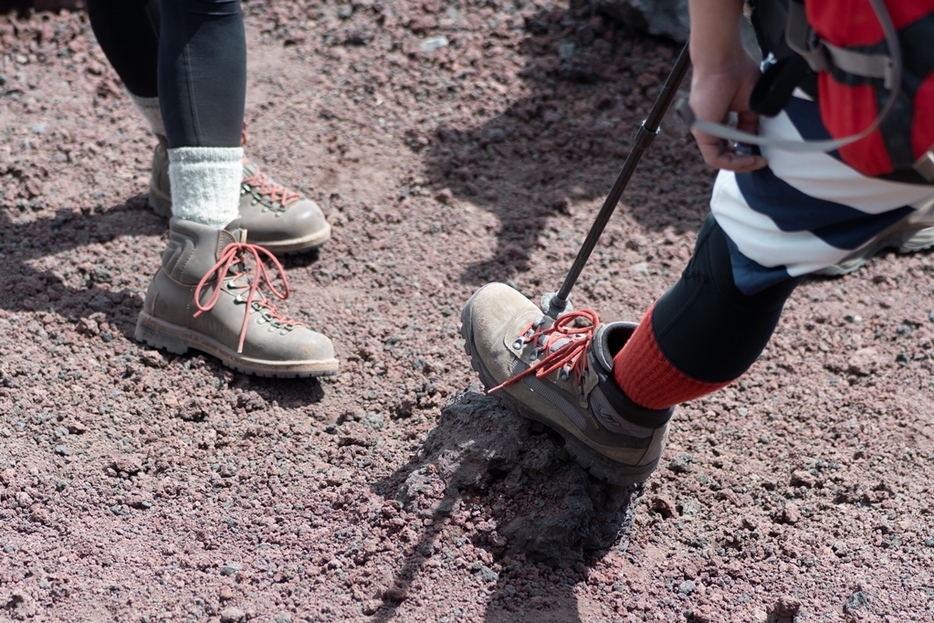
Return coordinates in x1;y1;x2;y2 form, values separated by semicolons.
678;101;856;152
915;150;934;182
787;0;895;88
824;43;896;88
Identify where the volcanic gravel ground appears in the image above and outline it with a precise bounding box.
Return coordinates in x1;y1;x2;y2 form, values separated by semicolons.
3;1;934;621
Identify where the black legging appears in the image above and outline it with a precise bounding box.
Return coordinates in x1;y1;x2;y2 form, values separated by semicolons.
86;0;246;148
653;215;804;383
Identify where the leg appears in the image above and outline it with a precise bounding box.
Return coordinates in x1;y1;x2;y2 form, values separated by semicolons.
156;0;245;228
86;0;244;223
459;218;802;485
151;0;332;252
613;215;803;409
88;0;331;252
156;0;245;149
133;0;338;377
150;0;331;253
86;0;160;98
86;0;166;134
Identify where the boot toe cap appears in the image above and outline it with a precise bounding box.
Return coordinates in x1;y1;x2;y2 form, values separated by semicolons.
463;282;542;380
239;195;331;252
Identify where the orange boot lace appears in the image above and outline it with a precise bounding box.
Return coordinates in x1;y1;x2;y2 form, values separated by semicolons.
489;308;600;396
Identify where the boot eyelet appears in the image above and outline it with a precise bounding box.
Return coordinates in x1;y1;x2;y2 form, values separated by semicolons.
512;338;524;350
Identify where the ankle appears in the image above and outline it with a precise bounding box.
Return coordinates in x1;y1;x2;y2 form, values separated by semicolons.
593;323;674;430
612;307;732;410
168;147;244;228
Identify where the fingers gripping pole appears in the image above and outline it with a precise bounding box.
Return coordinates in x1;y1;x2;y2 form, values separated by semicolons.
543;41;692;318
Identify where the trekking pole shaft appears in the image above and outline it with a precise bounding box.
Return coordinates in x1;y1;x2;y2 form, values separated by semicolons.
550;41;692;310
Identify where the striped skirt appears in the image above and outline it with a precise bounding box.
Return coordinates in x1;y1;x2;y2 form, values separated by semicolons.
711;96;934;295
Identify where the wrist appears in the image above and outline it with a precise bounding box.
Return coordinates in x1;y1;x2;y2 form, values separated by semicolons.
687;0;748;69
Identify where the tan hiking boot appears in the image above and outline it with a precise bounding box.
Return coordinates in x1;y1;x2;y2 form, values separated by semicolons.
461;283;672;485
149;137;332;254
135;218;339;378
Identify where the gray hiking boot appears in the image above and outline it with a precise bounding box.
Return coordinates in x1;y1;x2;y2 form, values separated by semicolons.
149;137;332;255
461;282;673;485
815;227;934;276
135;217;339;378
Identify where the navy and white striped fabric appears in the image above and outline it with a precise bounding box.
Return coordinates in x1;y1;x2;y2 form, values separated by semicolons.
711;96;934;295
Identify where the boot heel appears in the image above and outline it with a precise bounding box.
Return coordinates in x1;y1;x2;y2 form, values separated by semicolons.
135;316;190;355
147;186;172;218
147;137;173;218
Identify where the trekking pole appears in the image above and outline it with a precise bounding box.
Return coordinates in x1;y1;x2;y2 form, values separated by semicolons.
541;40;692;318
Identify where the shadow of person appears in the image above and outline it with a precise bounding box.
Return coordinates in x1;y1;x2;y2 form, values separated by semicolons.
371;386;643;622
0;197;162;337
422;1;705;285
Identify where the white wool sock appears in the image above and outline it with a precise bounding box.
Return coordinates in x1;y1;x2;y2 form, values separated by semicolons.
168;147;243;228
127;93;166;138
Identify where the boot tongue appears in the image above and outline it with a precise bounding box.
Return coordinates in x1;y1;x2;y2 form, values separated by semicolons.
214;219;267;300
241;160;259;177
217;219;248;254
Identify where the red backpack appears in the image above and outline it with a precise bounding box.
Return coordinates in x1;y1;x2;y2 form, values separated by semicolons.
747;0;934;184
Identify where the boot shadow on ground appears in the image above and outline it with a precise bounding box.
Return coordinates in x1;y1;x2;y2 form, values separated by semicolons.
0;196;160;337
422;2;706;285
0;198;328;405
371;387;644;623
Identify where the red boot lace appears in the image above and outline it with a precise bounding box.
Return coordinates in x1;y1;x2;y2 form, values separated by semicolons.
242;163;303;207
240;123;302;207
193;242;303;353
488;308;600;395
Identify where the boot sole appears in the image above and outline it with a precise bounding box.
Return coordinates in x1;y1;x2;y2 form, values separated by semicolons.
459;292;658;486
147;193;332;255
135;313;339;379
815;228;934;276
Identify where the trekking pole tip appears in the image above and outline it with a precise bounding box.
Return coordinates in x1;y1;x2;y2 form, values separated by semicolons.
541;292;572;319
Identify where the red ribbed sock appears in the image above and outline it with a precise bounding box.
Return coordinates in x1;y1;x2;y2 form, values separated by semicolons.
613;304;733;410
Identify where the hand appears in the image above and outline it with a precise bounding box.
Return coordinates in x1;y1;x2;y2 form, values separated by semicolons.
688;51;769;173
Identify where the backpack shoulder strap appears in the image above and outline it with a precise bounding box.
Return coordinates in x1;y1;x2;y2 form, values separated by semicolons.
786;0;896;88
749;0;818;103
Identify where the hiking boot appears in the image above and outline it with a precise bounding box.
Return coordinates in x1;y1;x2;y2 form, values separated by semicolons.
148;137;332;254
135;217;339;378
815;226;934;276
461;282;673;485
